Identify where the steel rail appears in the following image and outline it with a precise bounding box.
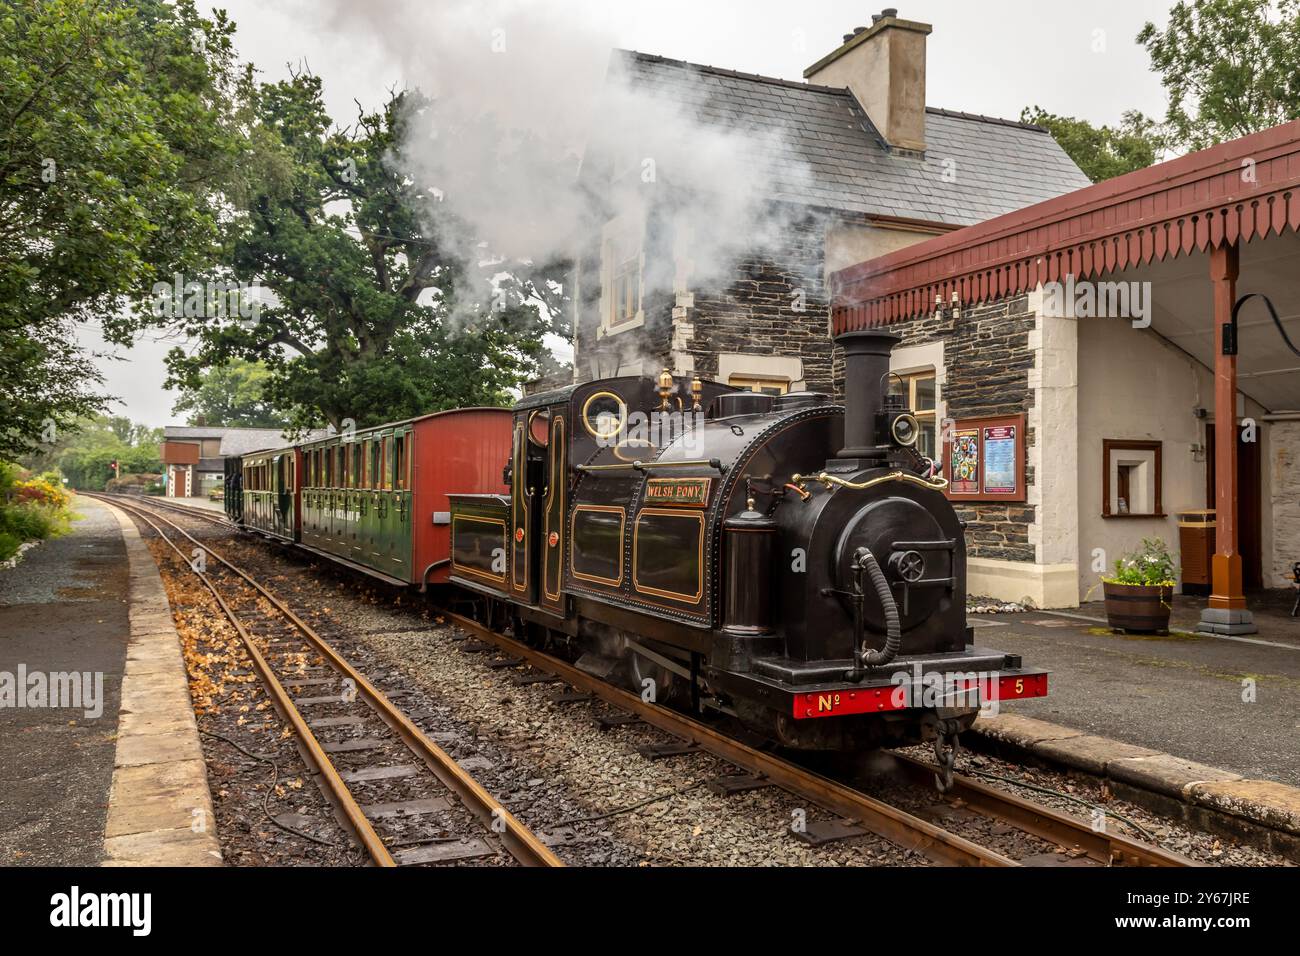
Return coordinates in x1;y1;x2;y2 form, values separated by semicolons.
886;753;1195;867
438;608;1013;866
92;494;395;866
104;493;232;527
93;494;561;869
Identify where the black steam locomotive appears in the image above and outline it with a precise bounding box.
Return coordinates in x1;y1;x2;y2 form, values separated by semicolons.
448;330;1047;762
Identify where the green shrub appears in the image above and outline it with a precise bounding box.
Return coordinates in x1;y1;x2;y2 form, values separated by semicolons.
0;531;20;563
0;503;60;541
1105;537;1176;587
0;461;74;557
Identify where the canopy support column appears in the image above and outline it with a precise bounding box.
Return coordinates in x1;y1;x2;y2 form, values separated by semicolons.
1199;242;1258;635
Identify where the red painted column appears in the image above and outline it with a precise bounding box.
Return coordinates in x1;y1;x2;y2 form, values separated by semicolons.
1208;242;1245;611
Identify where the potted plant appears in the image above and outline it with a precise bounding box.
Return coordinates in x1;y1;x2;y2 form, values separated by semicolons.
1102;538;1176;633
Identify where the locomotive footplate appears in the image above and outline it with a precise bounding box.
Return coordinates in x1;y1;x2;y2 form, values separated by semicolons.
708;648;1048;720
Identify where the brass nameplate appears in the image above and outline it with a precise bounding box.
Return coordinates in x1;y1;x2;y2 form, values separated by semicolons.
644;477;711;507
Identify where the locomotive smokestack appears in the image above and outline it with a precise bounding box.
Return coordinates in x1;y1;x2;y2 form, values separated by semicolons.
836;329;901;461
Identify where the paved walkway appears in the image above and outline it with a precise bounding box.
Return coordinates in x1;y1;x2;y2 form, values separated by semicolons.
0;496;129;865
974;592;1300;787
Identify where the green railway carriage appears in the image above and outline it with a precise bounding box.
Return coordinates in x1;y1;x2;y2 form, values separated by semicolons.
241;447;300;543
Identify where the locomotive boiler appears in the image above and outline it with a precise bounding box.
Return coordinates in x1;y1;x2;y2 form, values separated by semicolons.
447;329;1047;763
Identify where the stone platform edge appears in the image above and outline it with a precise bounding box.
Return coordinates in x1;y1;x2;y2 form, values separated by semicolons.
99;500;222;866
972;713;1300;858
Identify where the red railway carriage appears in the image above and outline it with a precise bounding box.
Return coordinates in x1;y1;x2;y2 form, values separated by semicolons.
296;409;512;587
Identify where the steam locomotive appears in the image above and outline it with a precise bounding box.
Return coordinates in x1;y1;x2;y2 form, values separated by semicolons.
227;330;1047;761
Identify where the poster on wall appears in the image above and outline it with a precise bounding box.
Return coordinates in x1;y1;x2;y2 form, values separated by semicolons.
943;414;1026;502
981;425;1018;495
949;428;981;495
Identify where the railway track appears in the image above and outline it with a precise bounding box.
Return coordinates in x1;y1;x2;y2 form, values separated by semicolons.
89;493;561;868
432;607;1197;868
94;492;1193;868
101;493;232;528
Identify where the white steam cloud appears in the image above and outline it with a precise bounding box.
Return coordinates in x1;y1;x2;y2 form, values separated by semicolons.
309;0;816;313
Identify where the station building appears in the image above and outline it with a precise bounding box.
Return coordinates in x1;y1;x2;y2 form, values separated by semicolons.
568;9;1300;624
832;122;1300;626
159;426;308;498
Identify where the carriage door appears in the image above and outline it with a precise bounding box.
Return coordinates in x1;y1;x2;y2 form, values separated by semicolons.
390;426;413;579
537;408;567;617
274;454;290;536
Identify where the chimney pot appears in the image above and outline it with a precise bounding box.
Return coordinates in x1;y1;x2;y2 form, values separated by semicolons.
805;12;931;153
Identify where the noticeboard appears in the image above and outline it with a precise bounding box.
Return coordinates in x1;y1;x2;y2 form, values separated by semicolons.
943;414;1026;503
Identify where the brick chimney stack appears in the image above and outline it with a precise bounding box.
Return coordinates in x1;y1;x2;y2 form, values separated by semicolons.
804;8;931;154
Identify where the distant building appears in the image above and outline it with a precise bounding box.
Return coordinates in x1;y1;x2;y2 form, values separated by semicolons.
159;426;324;497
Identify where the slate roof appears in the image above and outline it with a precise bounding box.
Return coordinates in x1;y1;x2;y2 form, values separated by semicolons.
163;426;329;457
615;51;1091;226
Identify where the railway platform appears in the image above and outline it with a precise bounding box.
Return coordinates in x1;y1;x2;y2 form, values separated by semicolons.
0;496;220;866
970;598;1300;857
970;596;1300;787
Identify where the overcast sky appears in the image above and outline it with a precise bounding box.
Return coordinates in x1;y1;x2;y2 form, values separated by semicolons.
91;0;1176;428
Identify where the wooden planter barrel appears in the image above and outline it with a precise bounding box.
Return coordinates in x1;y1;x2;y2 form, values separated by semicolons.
1103;582;1173;633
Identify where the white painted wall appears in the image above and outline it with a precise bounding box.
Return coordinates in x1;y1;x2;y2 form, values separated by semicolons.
1268;419;1300;587
1075;316;1271;601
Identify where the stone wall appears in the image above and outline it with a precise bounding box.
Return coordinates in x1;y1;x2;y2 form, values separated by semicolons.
574;205;835;392
676;210;834;392
882;294;1038;562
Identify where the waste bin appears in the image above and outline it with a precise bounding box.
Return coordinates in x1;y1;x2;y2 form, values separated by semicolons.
1178;509;1215;595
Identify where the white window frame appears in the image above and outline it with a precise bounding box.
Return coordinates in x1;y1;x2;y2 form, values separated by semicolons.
599;214;645;336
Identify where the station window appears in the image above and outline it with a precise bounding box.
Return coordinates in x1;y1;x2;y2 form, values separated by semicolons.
607;235;641;330
890;371;938;459
729;374;789;396
1102;439;1164;517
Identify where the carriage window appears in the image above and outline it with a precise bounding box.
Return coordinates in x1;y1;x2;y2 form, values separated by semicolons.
352;443;363;488
362;440;372;489
370;440;382;490
378;438;389;490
